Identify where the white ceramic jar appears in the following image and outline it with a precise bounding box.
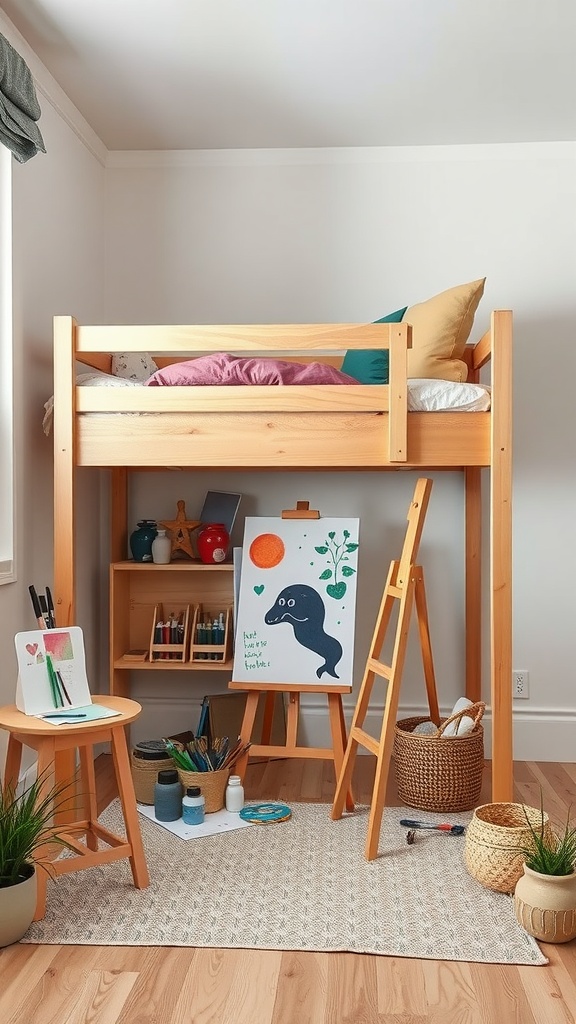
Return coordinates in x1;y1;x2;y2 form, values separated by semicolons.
225;775;245;812
151;529;172;564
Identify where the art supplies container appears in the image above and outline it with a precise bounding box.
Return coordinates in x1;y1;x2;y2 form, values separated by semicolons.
154;769;182;821
177;768;229;812
225;775;245;812
182;786;205;825
131;742;176;804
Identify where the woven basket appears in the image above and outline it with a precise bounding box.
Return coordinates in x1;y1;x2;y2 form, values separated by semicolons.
177;768;229;813
130;751;176;805
393;702;485;813
465;802;555;893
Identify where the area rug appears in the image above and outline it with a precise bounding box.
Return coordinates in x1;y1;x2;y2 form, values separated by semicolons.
21;802;547;964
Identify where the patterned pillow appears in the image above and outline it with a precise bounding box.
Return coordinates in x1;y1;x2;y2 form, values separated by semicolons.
111;352;158;382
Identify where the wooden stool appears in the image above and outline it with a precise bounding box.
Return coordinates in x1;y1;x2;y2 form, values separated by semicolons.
0;695;150;920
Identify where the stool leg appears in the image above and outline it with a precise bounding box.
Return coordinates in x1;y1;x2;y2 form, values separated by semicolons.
3;734;23;798
110;727;150;889
79;744;99;851
33;739;57;921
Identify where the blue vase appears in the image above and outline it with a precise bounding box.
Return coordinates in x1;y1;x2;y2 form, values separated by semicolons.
130;520;158;562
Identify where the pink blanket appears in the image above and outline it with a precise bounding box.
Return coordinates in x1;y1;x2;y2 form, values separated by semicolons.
146;353;357;387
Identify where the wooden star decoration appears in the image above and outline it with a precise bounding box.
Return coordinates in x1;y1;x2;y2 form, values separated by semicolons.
159;500;201;560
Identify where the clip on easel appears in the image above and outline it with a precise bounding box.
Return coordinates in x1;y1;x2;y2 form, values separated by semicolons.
230;500;354;810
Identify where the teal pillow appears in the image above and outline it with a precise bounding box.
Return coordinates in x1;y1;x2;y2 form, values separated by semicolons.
341;307;407;384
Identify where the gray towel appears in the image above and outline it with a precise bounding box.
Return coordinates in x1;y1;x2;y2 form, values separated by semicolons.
0;33;46;162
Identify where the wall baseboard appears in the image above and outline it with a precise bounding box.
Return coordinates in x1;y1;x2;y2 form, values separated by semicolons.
130;695;576;764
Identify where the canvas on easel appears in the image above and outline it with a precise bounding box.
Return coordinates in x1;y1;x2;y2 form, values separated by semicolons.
232;515;360;687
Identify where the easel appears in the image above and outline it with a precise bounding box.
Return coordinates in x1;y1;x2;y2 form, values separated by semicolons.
229;501;354;810
331;478;439;859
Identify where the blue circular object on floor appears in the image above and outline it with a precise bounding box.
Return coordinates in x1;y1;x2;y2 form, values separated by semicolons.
239;802;292;823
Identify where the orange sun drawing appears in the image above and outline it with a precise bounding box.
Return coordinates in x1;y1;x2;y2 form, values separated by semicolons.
249;533;285;569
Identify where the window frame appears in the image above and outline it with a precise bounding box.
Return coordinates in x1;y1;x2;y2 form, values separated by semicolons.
0;144;15;584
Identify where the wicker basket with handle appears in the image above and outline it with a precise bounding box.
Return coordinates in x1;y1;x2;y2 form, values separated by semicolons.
177;768;229;813
465;802;555;893
393;702;486;813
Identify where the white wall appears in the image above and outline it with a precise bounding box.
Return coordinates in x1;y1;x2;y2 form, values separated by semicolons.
0;16;107;769
104;144;576;759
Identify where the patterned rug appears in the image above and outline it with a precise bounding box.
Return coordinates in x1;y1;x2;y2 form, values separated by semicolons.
22;801;546;964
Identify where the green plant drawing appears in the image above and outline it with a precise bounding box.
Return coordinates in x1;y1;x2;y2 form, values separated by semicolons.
315;529;358;600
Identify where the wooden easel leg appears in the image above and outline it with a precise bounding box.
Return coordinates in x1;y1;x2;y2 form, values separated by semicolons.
365;577;416;860
414;569;440;725
260;691;276;745
285;692;300;749
327;693;354;812
235;690;261;781
332;561;398;821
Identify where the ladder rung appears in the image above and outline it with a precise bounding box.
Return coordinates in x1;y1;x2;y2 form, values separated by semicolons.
351;727;380;756
367;657;392;680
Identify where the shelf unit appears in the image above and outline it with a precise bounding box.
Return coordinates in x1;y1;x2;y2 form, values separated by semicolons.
110;560;235;698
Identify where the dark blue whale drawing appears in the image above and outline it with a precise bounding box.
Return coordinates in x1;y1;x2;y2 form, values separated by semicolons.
264;584;343;679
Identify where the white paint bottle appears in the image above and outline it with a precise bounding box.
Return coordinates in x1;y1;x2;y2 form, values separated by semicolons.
225;775;245;812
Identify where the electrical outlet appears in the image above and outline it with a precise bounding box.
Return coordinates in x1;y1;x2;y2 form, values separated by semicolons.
513;670;529;699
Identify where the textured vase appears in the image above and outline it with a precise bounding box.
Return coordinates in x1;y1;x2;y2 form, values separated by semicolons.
151;529;172;564
197;523;229;564
0;866;37;947
514;865;576;943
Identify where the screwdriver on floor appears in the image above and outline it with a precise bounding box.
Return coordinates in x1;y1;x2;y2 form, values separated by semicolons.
399;818;465;836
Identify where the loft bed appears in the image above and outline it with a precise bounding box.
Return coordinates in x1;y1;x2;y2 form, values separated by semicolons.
51;310;513;802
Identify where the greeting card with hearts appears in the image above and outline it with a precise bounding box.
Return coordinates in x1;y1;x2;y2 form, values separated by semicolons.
14;627;92;715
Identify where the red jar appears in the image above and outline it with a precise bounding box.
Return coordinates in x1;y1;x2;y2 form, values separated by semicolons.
197;523;230;564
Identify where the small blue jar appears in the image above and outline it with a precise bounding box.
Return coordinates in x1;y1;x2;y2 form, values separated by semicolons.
154;769;182;822
130;520;158;562
182;786;205;825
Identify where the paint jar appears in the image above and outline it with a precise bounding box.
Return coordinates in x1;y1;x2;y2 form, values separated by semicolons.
225;775;245;813
154;769;182;821
182;786;205;825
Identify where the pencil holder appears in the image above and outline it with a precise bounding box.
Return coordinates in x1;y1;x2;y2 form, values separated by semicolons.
176;768;229;813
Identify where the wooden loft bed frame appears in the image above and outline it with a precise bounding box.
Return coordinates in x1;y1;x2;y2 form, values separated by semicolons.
52;311;513;801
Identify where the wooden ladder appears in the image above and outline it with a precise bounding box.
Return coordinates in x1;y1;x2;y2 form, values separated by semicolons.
331;477;439;860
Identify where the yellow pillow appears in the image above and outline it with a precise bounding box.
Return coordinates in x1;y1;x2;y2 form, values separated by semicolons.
404;278;486;382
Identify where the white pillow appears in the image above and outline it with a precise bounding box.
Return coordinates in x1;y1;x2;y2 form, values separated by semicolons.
111;352;158;382
42;371;143;434
407;379;491;412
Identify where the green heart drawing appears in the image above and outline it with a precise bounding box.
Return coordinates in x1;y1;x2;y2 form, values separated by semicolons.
254;585;265;595
326;582;347;600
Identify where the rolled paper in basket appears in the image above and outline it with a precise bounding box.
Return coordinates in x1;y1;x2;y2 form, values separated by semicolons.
177;768;229;813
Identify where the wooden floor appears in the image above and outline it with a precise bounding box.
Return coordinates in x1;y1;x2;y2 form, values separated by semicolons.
1;756;575;1024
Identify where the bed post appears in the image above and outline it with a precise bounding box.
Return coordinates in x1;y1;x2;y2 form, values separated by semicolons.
53;315;77;627
464;466;482;703
490;309;513;801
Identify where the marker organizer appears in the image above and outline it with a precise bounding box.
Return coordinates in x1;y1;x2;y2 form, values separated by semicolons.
148;603;191;662
190;605;232;663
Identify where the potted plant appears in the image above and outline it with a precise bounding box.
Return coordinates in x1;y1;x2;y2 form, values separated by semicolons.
0;770;75;947
513;798;576;943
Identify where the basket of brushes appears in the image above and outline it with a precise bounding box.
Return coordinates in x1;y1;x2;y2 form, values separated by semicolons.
164;736;251;813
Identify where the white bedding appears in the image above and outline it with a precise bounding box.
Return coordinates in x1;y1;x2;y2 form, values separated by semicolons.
43;370;491;436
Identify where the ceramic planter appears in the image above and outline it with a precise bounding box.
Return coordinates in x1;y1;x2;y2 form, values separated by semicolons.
514;864;576;943
0;866;37;947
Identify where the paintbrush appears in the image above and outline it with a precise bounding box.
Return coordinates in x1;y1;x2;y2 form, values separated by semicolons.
399;819;465;836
